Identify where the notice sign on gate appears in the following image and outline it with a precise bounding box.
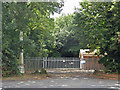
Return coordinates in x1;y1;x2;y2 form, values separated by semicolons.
81;60;86;64
63;59;66;62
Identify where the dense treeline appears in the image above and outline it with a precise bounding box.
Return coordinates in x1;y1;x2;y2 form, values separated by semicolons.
2;2;63;76
2;1;120;76
52;14;83;57
73;2;120;73
54;2;120;73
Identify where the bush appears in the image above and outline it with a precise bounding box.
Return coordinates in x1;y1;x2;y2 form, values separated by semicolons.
40;68;47;74
32;68;47;74
2;49;20;77
32;70;40;74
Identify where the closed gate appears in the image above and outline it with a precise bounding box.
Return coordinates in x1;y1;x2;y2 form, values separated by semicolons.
43;57;80;68
24;57;104;72
24;57;80;72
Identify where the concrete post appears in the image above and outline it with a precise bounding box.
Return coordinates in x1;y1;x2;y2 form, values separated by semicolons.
19;31;24;73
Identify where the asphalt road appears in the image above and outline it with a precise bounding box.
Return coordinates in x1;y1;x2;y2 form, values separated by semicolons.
2;76;120;89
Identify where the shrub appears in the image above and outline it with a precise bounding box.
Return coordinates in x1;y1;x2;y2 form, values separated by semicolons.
32;70;40;74
2;49;20;77
40;68;47;74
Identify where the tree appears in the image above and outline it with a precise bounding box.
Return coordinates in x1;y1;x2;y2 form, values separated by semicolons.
52;14;81;57
74;2;120;73
2;1;63;76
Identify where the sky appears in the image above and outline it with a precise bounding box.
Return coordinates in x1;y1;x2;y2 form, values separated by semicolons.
50;0;82;18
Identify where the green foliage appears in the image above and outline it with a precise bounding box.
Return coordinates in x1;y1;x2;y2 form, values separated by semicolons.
74;2;120;73
3;1;119;75
2;49;20;77
53;14;81;57
32;68;47;74
40;68;47;74
32;70;40;74
2;2;63;76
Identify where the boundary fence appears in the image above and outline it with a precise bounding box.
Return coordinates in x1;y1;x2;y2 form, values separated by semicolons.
24;57;105;73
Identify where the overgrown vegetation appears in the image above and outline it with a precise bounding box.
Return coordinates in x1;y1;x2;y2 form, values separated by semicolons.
40;68;47;74
2;49;20;77
2;2;63;77
2;1;119;77
32;68;47;74
73;2;120;73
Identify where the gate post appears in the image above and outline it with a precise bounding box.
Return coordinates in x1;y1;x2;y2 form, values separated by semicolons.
80;59;83;69
18;31;24;74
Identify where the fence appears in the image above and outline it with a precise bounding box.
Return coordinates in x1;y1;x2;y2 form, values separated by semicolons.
43;57;80;68
81;58;105;70
24;57;105;73
24;57;43;72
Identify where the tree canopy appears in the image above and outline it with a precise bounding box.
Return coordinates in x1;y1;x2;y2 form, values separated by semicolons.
2;1;120;76
2;1;63;76
73;2;120;73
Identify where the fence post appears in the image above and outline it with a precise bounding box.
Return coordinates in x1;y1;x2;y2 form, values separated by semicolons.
43;57;44;68
43;57;47;68
45;57;47;68
79;59;81;69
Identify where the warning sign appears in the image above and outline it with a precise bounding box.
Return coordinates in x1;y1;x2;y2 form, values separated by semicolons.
81;60;86;64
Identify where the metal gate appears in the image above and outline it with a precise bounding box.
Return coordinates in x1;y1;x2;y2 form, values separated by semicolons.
43;57;80;68
24;57;43;73
24;57;104;72
24;57;80;72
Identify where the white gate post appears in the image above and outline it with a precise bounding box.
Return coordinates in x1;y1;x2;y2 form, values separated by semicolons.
80;59;82;69
18;31;25;73
80;53;84;69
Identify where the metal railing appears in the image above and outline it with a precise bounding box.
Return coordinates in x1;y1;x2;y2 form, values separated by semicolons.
24;57;105;72
43;57;80;68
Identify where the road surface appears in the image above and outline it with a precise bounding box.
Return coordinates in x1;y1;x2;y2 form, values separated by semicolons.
2;75;119;89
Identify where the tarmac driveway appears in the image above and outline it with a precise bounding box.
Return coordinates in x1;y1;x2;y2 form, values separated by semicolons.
2;75;119;89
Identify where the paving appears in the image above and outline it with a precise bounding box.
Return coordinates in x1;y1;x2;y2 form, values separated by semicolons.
2;75;120;89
